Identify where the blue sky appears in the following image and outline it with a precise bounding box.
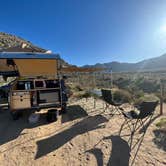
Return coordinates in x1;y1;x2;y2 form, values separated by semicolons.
1;0;166;66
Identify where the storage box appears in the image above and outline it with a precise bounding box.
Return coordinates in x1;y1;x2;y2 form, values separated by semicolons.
11;92;31;109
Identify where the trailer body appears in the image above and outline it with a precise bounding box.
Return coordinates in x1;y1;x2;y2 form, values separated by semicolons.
0;52;67;119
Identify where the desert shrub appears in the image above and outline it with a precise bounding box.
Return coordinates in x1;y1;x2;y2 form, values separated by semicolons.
113;77;132;89
71;91;85;99
68;83;81;93
74;85;83;91
72;91;92;99
76;90;101;100
134;93;159;105
133;90;144;99
155;91;166;103
156;118;166;129
113;77;160;94
68;84;84;97
154;118;166;151
112;89;132;103
81;91;92;98
134;78;160;93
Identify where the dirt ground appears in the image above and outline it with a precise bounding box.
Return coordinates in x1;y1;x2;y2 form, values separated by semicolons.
0;98;166;166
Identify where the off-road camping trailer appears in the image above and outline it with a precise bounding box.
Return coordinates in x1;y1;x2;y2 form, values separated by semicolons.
0;52;68;120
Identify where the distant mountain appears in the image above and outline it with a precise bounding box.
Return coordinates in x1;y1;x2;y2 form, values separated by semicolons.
83;54;166;72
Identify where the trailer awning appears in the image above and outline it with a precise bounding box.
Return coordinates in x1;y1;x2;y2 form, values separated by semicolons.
0;52;60;77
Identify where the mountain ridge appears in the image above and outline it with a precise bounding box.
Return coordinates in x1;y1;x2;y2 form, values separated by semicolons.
83;53;166;72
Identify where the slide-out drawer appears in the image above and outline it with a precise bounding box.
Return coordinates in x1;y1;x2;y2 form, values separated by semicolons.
39;89;60;103
11;98;31;109
12;92;30;99
10;91;31;109
12;95;30;100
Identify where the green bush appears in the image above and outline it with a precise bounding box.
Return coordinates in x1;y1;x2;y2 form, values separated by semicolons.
113;77;132;89
75;85;83;91
134;78;160;93
134;93;159;105
156;118;166;129
112;89;132;103
81;91;92;98
76;90;101;100
133;90;144;99
72;91;92;99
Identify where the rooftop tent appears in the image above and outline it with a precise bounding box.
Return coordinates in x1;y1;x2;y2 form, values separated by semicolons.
0;52;60;77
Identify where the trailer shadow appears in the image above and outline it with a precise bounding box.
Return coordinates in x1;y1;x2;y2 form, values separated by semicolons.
0;108;48;146
61;105;88;123
0;105;88;148
35;114;108;159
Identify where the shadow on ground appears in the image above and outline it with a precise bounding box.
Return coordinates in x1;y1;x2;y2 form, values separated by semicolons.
0;104;87;146
35;114;108;159
85;114;161;166
86;135;130;166
61;105;88;123
0;107;48;146
105;135;130;166
86;148;104;166
153;129;166;151
118;114;161;166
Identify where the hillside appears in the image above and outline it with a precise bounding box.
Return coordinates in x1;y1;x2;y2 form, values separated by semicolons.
0;32;70;67
83;54;166;72
0;32;47;52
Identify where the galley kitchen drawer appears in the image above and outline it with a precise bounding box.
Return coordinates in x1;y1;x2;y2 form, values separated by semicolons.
11;98;31;109
11;92;30;100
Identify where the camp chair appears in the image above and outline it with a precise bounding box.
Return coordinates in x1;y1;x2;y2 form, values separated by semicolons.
101;89;123;114
119;101;158;165
120;101;158;136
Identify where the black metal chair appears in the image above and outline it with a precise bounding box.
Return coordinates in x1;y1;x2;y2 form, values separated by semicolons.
101;89;123;114
120;101;159;135
119;101;158;165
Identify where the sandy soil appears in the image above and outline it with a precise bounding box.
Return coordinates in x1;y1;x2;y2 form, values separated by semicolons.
0;98;166;166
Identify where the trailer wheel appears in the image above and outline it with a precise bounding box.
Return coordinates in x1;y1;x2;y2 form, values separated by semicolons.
47;109;57;122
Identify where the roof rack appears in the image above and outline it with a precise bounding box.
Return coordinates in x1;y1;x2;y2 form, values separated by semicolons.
0;52;60;59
